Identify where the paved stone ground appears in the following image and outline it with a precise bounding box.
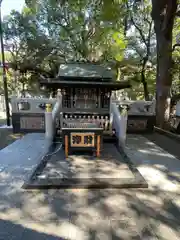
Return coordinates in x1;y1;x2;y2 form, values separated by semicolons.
25;141;147;189
0;133;179;239
42;144;134;179
145;132;180;161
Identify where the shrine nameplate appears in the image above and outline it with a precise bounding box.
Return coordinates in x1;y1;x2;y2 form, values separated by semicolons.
128;119;147;130
70;132;95;147
20;116;45;130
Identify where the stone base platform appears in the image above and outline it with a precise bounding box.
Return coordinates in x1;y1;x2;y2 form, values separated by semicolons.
23;142;148;189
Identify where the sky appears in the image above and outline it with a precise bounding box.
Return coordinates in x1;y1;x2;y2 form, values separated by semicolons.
1;0;25;18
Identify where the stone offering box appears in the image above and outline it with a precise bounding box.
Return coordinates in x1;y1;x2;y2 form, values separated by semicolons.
118;100;156;133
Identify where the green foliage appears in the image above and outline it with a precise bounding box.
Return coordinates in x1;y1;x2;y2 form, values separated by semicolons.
2;0;180;101
3;0;128;71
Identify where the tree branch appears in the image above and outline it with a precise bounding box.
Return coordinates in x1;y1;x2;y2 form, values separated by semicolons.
53;19;88;60
126;1;147;46
146;20;153;58
18;65;55;77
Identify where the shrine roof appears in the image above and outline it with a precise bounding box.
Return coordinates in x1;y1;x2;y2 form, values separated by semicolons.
57;63;114;80
39;63;131;90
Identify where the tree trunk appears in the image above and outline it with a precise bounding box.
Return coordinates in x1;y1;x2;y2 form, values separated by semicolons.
151;0;177;129
155;32;172;128
141;59;149;101
22;82;25;97
141;70;149;101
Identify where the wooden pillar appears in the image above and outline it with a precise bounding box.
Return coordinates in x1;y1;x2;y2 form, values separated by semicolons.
65;135;69;158
96;135;101;157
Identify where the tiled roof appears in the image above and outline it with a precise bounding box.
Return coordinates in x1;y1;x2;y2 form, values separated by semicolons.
57;63;114;80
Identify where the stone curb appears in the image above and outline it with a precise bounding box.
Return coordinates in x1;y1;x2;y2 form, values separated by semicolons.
22;139;55;189
155;127;180;142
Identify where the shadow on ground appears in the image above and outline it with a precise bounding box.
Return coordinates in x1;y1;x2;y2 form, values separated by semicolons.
145;132;180;160
0;132;180;239
0;219;66;240
0;178;179;239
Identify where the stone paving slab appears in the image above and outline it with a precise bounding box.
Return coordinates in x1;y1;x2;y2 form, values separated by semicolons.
24;142;147;189
0;187;178;240
42;144;134;179
0;133;51;166
125;134;180;191
0;133;179;239
0;133;52;191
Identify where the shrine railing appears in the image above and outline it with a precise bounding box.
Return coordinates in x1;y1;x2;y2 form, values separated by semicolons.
51;94;63;138
11;96;56;133
113;100;156;133
111;102;127;148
